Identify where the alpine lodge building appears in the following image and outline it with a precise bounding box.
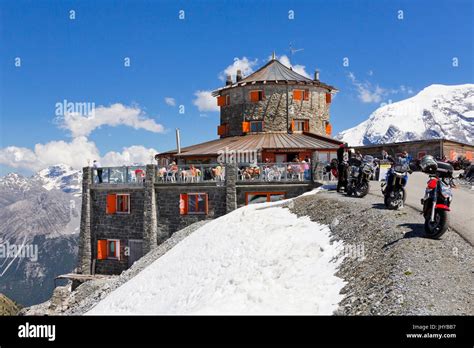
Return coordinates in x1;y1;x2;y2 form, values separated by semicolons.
76;55;343;277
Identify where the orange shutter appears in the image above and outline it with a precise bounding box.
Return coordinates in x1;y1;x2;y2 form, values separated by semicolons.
290;120;295;131
217;96;226;106
303;90;309;101
242;121;250;133
204;194;209;215
304;120;309;132
326;93;332;104
325;122;332;136
106;194;116;214
217;125;226;136
466;151;473;161
97;240;107;260
250;91;259;102
179;194;188;215
293;90;302;101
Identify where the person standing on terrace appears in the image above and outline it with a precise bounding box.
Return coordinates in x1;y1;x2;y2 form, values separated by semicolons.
93;160;103;183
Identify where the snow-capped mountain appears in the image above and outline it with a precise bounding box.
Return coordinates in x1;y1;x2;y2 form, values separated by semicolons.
34;164;82;196
337;84;474;146
0;164;81;306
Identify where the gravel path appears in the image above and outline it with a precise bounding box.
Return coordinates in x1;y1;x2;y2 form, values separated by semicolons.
289;188;473;315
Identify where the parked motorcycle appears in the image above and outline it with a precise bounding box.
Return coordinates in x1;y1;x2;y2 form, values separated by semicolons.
346;155;374;197
419;155;454;239
381;162;411;209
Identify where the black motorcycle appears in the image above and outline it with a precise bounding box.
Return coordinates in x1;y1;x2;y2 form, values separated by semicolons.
346;155;374;198
381;162;410;209
420;160;454;239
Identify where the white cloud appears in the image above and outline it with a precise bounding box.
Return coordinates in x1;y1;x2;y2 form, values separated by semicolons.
193;90;219;112
0;137;100;171
57;103;165;137
275;55;311;79
0;146;39;170
219;57;258;81
347;72;385;103
101;145;158;167
348;72;415;104
164;97;176;106
0;137;158;172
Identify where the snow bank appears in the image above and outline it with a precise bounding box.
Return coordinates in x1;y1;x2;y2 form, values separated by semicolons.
87;201;346;315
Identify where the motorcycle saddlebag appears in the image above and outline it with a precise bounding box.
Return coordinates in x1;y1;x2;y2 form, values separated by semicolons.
436;161;454;178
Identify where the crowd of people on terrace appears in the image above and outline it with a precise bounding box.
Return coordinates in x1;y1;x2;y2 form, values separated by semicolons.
157;162;225;182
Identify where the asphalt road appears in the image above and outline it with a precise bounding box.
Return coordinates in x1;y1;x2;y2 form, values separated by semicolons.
369;172;474;245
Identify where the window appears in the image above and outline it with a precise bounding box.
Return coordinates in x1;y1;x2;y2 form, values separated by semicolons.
291;119;309;132
325;121;332;136
217;95;230;107
97;239;120;260
242;121;250;133
180;193;208;215
249;90;264;102
303;89;310;101
106;193;130;214
218;123;229;136
326;93;332;104
250;121;264;132
245;192;286;205
293;89;309;101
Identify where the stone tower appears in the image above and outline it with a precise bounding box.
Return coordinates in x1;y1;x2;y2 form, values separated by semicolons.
213;55;337;138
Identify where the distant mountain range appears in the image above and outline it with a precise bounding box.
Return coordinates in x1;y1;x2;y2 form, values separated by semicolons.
336;84;474;146
0;164;81;307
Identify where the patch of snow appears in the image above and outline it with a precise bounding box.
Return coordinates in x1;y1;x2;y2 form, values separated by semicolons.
87;201;346;315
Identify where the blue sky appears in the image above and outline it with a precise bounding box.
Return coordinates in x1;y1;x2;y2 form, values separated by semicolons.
0;0;473;175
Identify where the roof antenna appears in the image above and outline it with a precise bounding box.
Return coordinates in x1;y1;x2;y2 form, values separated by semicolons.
289;42;304;55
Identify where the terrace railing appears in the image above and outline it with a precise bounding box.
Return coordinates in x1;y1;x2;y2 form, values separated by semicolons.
156;164;225;184
237;162;312;182
93;166;147;185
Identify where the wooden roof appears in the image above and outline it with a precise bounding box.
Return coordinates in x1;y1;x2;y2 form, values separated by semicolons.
212;58;337;96
159;132;342;157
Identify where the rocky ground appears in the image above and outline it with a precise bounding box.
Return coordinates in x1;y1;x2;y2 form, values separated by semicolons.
289;188;473;315
20;187;473;316
0;293;20;315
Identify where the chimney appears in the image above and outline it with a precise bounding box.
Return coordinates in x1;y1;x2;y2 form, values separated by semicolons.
314;69;320;81
226;74;232;86
236;69;243;82
175;128;181;154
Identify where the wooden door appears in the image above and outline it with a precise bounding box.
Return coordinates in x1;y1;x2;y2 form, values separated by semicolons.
128;240;143;267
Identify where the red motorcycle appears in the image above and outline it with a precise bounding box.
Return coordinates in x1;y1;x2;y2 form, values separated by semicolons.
419;156;454;239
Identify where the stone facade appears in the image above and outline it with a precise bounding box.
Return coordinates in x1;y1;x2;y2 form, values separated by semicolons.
91;187;145;275
219;84;331;137
155;184;227;239
77;167;92;274
80;164;316;275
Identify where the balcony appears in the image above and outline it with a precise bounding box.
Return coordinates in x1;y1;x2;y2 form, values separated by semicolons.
156;164;225;184
92;166;146;185
237;162;312;182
